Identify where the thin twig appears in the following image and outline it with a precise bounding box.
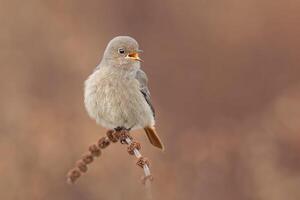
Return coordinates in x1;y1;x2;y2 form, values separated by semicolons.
124;136;153;199
66;129;154;197
125;137;153;182
66;134;111;184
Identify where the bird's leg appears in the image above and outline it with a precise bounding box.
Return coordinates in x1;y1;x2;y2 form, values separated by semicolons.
111;127;132;144
117;128;132;144
114;126;123;132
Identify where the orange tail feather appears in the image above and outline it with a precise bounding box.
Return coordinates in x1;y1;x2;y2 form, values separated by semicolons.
144;127;164;150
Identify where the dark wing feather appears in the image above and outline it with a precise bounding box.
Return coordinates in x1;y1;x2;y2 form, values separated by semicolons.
135;69;155;118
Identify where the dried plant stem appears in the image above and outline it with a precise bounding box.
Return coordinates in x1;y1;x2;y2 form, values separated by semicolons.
66;128;154;198
125;137;152;181
124;136;153;199
66;133;111;184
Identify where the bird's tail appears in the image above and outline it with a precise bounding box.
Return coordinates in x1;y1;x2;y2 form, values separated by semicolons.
144;126;164;151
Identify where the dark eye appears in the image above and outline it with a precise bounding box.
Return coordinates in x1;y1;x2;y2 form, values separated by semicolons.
118;48;125;54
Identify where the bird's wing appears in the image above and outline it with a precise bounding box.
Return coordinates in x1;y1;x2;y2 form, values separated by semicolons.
135;69;155;118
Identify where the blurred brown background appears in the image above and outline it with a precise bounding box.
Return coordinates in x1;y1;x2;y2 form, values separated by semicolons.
1;0;300;199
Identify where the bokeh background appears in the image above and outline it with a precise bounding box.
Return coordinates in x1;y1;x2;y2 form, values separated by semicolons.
1;0;300;199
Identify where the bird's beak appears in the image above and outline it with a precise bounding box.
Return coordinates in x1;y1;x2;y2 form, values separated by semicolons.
126;50;143;62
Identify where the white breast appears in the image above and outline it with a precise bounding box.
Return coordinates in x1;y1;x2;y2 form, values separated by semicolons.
84;68;155;130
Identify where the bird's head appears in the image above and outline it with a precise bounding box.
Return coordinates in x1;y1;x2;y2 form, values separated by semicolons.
103;36;143;67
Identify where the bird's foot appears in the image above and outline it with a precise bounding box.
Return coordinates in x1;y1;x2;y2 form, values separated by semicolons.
114;126;124;132
107;127;132;144
119;129;133;144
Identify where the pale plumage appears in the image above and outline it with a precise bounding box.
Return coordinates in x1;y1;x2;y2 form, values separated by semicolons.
84;36;164;150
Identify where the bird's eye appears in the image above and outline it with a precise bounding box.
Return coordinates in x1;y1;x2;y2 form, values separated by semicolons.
118;48;125;54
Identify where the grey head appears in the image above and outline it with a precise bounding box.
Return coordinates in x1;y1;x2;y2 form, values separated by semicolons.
102;36;143;67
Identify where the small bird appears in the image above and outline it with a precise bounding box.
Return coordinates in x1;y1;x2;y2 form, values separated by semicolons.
84;36;164;150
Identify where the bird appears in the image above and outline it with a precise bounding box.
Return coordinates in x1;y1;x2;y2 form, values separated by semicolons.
84;36;164;150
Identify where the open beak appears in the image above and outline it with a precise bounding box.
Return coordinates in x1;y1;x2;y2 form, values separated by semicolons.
126;50;143;62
